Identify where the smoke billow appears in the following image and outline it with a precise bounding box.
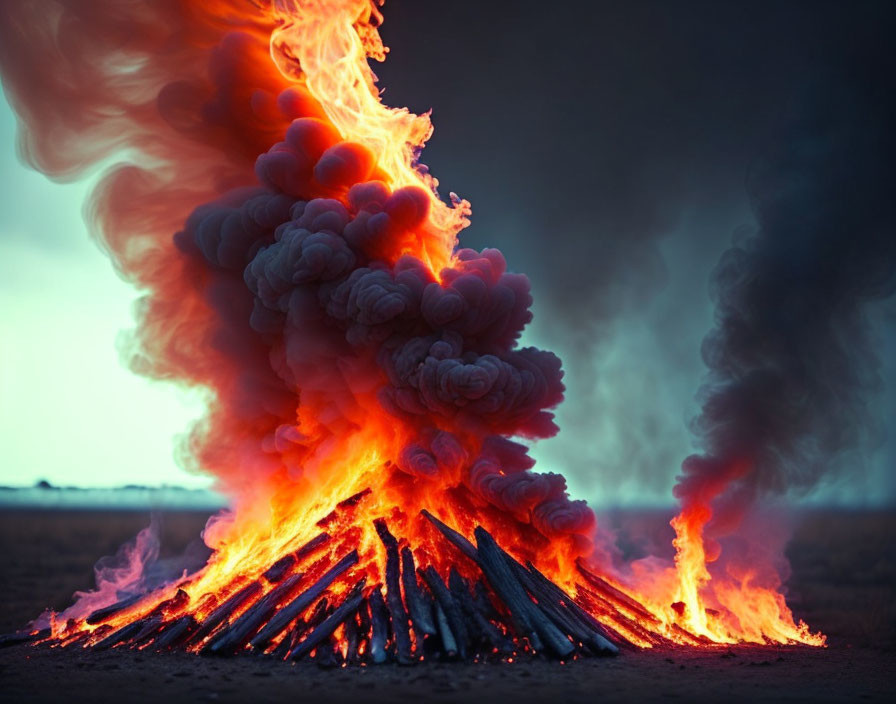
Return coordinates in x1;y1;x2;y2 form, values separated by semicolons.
0;0;592;564
678;81;896;537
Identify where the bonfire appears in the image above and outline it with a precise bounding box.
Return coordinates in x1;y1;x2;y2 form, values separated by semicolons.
1;0;823;664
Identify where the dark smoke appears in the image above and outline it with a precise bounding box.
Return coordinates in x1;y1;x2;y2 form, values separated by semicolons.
677;79;896;528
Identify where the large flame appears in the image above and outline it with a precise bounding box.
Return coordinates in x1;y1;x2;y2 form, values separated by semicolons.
6;0;823;651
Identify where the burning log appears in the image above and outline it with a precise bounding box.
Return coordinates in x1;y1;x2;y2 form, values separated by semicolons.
152;615;198;651
576;560;661;626
508;559;616;655
203;572;305;655
287;578;367;661
367;585;390;664
433;602;458;658
344;608;362;664
264;532;331;583
373;519;413;665
250;550;358;651
185;581;263;647
400;546;436;639
420;510;478;562
473;526;575;659
449;568;513;656
421;566;469;659
85;594;144;625
93;614;158;651
525;561;620;649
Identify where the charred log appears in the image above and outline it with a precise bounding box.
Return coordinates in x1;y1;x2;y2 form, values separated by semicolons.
250;550;358;651
368;585;390;664
373;519;413;664
287;578;366;661
204;572;304;655
400;546;436;639
421;566;468;659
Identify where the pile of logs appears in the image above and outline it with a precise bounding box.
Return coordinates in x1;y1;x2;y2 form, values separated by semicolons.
4;509;650;664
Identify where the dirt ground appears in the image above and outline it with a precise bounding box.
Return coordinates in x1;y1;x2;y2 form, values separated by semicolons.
0;508;894;702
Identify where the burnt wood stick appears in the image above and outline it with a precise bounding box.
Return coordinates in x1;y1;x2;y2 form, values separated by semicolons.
433;602;458;658
314;634;342;668
576;587;668;648
474;526;574;658
447;568;482;641
263;555;297;584
152;615;197;651
250;549;358;651
448;568;513;655
576;559;660;625
400;547;436;637
508;560;615;655
263;532;332;584
272;597;332;659
128;614;166;648
344;609;361;664
373;519;413;665
469;529;542;652
357;594;371;641
367;585;390;664
85;593;144;625
419;510;478;562
525;561;620;646
0;628;50;649
204;572;305;655
421;567;469;659
473;580;503;623
93;615;155;651
287;579;366;661
186;581;263;646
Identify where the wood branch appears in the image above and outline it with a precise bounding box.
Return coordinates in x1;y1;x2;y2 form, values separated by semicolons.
287;578;366;661
313;634;342;668
344;608;362;664
152;615;197;651
421;566;468;659
433;602;458;658
474;526;574;659
419;510;478;562
576;560;660;625
449;568;513;656
204;572;304;655
368;585;390;664
473;580;503;623
93;615;155;651
525;561;621;651
250;549;358;651
185;581;263;647
400;546;436;638
576;586;673;648
85;594;144;625
373;519;413;665
507;558;616;655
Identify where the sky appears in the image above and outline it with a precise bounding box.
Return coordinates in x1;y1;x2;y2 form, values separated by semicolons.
0;0;893;505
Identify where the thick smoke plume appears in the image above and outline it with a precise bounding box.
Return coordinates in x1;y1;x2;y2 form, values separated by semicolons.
0;0;592;562
678;81;896;539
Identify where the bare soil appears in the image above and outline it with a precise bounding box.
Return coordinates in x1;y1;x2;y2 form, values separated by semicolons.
0;509;893;702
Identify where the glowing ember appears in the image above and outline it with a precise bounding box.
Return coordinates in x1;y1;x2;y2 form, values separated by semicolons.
1;0;824;659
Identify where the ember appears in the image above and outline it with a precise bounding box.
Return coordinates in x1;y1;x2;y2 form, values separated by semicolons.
0;0;827;662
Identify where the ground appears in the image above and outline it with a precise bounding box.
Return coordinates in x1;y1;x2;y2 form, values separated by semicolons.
0;509;893;702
